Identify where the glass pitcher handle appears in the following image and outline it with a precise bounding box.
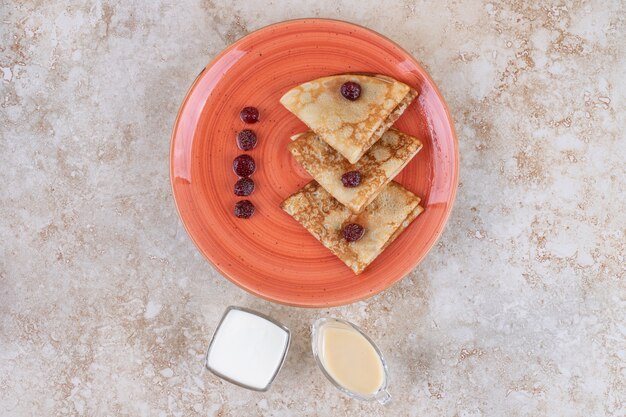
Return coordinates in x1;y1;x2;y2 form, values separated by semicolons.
375;389;391;405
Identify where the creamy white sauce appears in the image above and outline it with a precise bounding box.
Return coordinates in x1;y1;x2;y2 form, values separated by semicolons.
207;309;289;390
319;321;384;395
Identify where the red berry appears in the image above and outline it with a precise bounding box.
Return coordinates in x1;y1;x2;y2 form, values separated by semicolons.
240;107;259;124
341;171;362;187
340;82;361;101
236;129;257;150
234;200;255;219
343;223;365;242
234;177;255;196
233;154;256;177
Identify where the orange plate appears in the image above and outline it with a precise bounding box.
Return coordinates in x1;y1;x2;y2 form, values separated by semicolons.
171;19;458;307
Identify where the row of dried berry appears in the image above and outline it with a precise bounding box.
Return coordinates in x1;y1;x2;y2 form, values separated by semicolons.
233;107;260;219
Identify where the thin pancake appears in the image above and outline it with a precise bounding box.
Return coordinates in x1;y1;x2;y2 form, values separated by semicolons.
280;74;418;164
281;181;423;274
288;128;423;213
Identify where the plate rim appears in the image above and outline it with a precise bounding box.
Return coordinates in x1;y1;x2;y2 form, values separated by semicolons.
170;18;459;307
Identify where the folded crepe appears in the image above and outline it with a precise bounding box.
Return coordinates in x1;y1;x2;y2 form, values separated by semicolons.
280;74;418;164
289;128;422;214
281;181;423;274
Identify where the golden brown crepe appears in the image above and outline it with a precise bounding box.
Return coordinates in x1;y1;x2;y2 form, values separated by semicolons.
281;181;423;274
289;128;422;214
280;74;418;164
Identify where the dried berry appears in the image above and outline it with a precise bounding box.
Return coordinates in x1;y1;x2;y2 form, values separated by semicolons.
234;200;255;219
240;106;259;124
341;170;362;187
234;177;255;196
233;154;256;177
236;129;257;151
340;81;361;101
343;223;365;242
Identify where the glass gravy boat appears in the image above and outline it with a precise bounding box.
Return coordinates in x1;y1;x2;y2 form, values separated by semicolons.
311;318;391;404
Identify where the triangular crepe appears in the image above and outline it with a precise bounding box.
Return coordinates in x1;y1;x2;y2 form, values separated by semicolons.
280;74;418;164
281;181;423;274
289;128;423;214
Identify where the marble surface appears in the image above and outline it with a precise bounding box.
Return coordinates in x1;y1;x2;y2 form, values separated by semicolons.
1;1;624;416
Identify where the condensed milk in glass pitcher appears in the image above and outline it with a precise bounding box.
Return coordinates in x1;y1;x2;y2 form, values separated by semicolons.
311;318;391;404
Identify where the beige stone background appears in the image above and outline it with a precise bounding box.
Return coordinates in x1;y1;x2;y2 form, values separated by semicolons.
1;1;625;416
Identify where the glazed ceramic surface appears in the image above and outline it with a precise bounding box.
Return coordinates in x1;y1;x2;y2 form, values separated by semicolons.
170;19;458;307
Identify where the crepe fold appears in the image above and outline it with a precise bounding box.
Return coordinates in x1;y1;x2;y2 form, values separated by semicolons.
289;128;422;214
281;181;423;274
280;74;418;164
